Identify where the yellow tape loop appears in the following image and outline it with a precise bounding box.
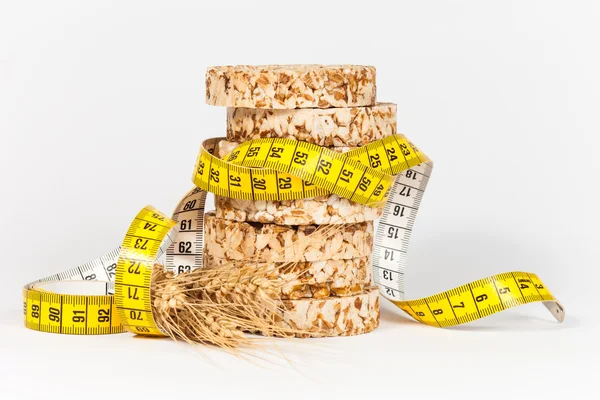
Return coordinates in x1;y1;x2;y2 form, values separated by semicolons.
192;135;430;206
114;207;177;336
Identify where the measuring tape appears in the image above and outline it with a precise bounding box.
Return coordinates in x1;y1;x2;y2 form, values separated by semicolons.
192;135;423;206
23;134;564;335
373;162;564;326
23;188;207;335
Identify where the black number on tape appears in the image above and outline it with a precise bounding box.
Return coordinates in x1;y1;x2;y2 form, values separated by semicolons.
498;287;510;294
372;183;384;197
358;177;371;192
134;239;148;250
128;261;141;274
228;151;239;162
252;177;267;190
370;154;381;168
383;270;393;281
49;307;61;323
72;310;85;323
386;147;398;161
400;143;411;156
210;168;220;183
130;311;143;321
183;200;197;210
398;186;412;197
178;242;192;253
143;222;157;231
269;147;283;158
317;160;332;175
197;161;205;176
230;174;242;187
180;219;192;230
177;265;191;274
247;147;260;157
340;169;353;183
127;287;140;300
278;177;292;190
293;151;308;166
151;213;165;222
387;226;400;239
384;249;394;261
393;205;405;217
98;309;110;323
106;263;116;278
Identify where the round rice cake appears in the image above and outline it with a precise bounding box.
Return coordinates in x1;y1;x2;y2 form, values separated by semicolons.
227;103;396;147
206;255;372;300
206;65;376;109
275;286;380;338
204;212;373;262
214;195;382;225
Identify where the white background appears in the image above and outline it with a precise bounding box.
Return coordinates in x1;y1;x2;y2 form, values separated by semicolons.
1;1;598;399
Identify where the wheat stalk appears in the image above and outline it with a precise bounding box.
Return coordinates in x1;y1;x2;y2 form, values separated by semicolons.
150;218;363;349
151;262;301;349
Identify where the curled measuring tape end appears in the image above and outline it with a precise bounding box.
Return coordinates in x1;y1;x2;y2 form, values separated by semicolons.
392;272;565;327
22;188;209;335
371;160;565;326
23;248;124;335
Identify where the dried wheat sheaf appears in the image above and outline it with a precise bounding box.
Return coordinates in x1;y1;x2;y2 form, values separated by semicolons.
151;261;305;349
151;217;372;349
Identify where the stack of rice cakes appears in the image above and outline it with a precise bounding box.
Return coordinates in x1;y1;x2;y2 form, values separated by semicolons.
204;65;396;337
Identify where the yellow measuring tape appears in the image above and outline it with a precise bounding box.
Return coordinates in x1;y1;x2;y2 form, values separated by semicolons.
114;207;177;336
192;135;423;206
23;134;564;335
23;189;205;336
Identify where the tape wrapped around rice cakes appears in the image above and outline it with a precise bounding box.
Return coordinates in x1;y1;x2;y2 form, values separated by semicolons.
214;141;383;225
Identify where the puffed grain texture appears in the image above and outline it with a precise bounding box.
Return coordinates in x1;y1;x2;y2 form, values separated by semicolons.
214;195;382;225
275;287;380;337
227;103;396;147
206;65;376;109
206;256;372;299
203;212;373;262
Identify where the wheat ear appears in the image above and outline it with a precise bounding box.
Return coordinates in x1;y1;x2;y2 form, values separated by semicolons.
151;221;356;349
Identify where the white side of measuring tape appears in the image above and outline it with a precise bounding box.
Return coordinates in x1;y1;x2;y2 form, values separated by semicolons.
24;189;207;299
374;162;433;300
